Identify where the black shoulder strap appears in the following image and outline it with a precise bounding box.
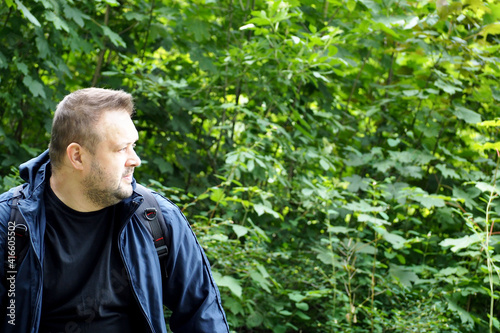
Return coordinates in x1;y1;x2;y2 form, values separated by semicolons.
135;184;169;264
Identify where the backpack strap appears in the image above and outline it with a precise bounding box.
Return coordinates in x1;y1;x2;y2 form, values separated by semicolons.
135;184;169;278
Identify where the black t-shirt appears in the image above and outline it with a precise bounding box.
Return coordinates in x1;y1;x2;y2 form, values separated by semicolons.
39;185;148;333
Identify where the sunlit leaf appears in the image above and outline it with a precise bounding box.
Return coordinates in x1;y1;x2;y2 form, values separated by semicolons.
479;23;500;39
439;234;482;252
15;0;41;27
232;224;249;238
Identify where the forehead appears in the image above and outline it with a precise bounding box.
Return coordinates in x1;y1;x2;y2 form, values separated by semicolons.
96;110;138;145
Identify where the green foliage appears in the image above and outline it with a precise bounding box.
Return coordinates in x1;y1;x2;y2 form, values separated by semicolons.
1;0;500;331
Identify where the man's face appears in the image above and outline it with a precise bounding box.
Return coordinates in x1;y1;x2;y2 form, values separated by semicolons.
82;110;141;208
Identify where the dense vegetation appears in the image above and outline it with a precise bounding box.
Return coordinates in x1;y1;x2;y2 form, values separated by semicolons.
1;0;500;331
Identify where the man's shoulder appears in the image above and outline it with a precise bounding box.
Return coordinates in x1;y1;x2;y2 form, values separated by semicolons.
0;186;18;205
150;191;183;215
0;186;18;228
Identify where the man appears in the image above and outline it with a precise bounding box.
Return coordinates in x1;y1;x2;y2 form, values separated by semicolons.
0;88;230;332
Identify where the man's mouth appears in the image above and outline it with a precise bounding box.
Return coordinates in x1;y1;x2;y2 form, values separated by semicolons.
123;170;134;182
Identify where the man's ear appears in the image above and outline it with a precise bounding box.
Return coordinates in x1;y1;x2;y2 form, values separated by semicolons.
66;143;85;171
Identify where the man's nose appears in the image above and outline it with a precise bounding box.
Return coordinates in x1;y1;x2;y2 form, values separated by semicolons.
127;149;141;167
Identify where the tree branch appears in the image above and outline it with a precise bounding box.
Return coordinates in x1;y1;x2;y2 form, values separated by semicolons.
91;5;111;87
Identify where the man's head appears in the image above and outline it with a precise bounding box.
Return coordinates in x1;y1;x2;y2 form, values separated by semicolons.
49;88;141;210
49;88;135;170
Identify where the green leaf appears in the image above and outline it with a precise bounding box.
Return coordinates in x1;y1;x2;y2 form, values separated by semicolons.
439;234;482;252
16;62;28;75
246;158;255;172
257;264;270;279
453;106;482;124
403;16;419;30
206;234;228;242
319;158;331;171
247;218;271;242
0;51;9;69
434;79;462;94
45;11;70;32
479;22;500;39
344;174;369;192
452;186;480;210
372;22;400;38
239;23;255;30
63;4;89;27
312;71;330;83
473;141;500;152
388;138;400;147
101;26;126;47
358;213;390;226
295;123;314;140
288;292;306;303
410;194;446;209
345;200;385;213
301;188;314;196
327;226;354;234
436;266;468;277
248;11;270;26
246;311;264;328
346;0;356;12
102;0;120;6
212;272;242;298
153;157;172;174
381;232;407;249
22;76;46;98
35;33;50;59
389;264;418;288
402;89;419;97
225;152;239;165
250;270;272;293
189;19;210;42
232;224;249;238
477;119;500;127
359;0;380;12
356;243;377;254
209;188;225;203
279;310;292;316
253;203;280;219
15;0;41;27
374;227;407;249
445;297;474;325
475;182;498;194
313;246;335;266
435;164;459;179
295;302;309;311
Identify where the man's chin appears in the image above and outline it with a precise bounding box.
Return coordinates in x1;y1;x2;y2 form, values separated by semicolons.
117;184;134;200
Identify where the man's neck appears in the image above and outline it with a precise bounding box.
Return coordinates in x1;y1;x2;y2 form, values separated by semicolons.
49;172;102;213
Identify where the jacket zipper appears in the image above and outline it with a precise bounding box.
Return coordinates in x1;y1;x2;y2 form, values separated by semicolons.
118;200;156;333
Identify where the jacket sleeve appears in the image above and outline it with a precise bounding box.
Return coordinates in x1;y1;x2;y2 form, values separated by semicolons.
155;193;230;333
0;190;13;320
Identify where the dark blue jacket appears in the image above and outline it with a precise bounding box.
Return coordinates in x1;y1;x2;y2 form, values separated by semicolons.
0;151;229;332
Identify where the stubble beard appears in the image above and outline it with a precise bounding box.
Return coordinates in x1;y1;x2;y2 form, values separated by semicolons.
82;160;134;208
